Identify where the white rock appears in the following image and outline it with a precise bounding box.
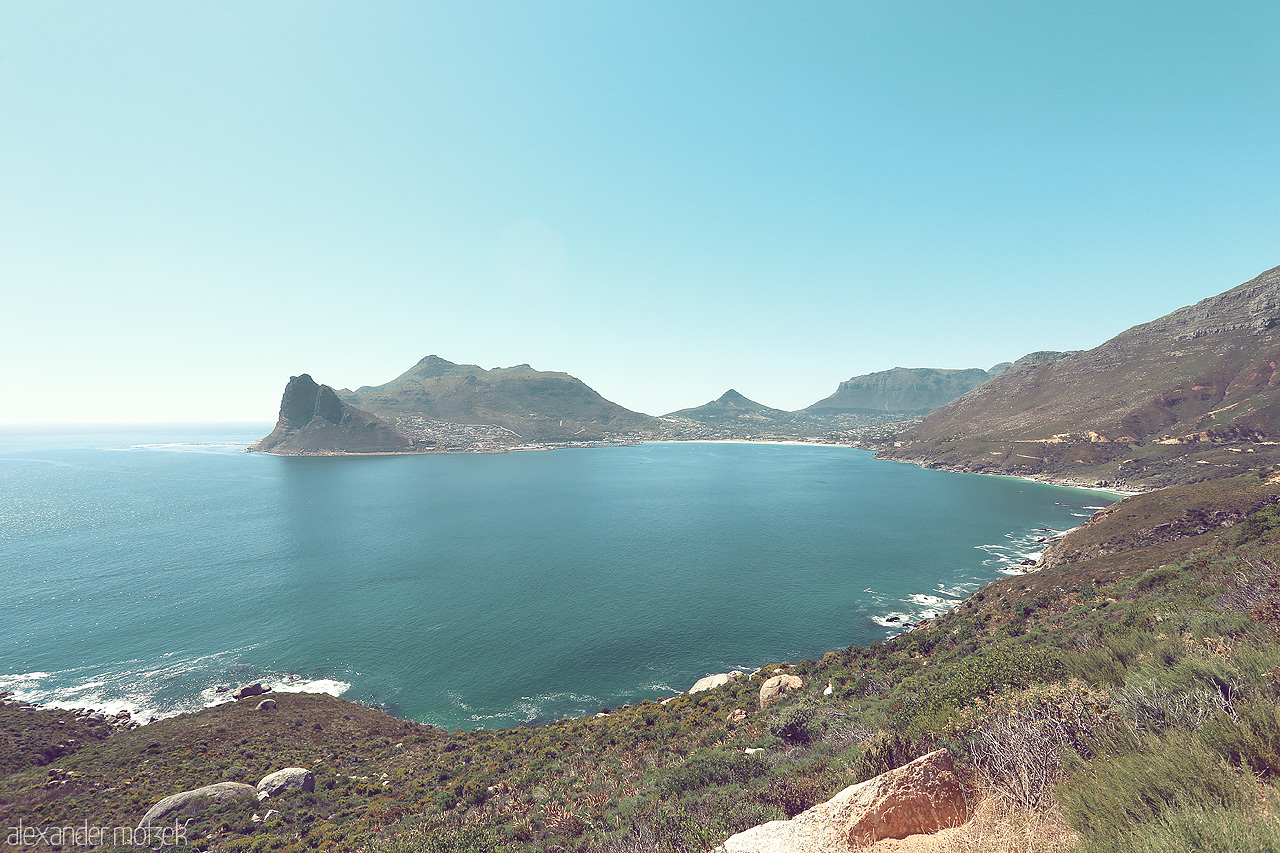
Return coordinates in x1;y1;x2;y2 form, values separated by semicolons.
689;673;736;694
257;767;315;798
138;782;257;828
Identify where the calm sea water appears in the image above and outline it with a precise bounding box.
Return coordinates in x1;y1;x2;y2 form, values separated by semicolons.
0;426;1116;730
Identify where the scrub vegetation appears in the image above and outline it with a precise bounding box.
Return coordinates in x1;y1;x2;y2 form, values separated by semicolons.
7;473;1280;851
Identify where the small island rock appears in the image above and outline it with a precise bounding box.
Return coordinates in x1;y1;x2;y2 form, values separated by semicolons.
233;683;267;700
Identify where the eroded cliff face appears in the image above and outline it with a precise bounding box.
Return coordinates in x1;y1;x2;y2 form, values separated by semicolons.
251;374;417;455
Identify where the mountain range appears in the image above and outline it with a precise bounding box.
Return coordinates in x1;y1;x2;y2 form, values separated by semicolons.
254;358;1002;452
253;263;1280;487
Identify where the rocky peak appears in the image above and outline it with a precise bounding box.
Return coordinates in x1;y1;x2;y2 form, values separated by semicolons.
277;374;323;430
251;374;416;455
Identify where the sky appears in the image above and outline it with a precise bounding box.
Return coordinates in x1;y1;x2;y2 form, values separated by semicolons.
2;2;1278;424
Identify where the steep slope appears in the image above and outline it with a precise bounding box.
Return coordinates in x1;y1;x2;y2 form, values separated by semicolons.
341;355;661;442
251;374;417;454
803;366;999;415
881;264;1280;486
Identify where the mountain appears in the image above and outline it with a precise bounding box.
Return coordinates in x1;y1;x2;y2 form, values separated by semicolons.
251;374;417;454
881;264;1280;487
340;355;661;443
802;366;1001;415
664;389;790;422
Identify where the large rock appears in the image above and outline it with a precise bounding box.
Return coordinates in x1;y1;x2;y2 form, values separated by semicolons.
689;672;736;694
718;749;968;852
251;374;417;455
138;782;257;827
257;767;316;798
233;683;267;700
758;674;803;709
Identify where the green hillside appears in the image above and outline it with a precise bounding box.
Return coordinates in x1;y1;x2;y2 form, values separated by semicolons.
342;355;661;443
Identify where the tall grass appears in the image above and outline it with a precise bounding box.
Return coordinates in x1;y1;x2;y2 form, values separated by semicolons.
1057;730;1266;849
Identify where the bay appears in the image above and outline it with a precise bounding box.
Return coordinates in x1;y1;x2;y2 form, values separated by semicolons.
0;426;1116;730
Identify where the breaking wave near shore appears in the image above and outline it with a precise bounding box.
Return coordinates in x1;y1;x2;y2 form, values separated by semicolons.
866;519;1082;637
0;649;351;726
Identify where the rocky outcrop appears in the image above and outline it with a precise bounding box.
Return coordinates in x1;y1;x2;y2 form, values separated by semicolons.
689;672;741;694
257;767;315;798
718;750;968;852
138;782;258;827
252;374;417;455
233;683;267;700
256;698;278;711
759;674;803;709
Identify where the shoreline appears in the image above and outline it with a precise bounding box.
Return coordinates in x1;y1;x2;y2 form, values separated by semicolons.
873;454;1146;497
247;436;864;457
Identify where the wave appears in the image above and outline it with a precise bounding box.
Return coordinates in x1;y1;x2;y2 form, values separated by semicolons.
2;649;353;725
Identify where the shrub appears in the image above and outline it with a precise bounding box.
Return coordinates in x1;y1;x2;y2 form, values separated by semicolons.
960;683;1118;809
1200;699;1280;776
941;642;1063;706
661;749;768;794
766;700;828;746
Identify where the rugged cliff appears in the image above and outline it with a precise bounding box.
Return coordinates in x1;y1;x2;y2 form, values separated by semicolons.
251;374;417;454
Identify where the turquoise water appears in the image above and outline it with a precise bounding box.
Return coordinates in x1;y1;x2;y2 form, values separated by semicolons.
0;426;1116;730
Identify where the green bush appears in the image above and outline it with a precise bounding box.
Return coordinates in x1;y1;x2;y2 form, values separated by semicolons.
940;642;1062;706
767;700;828;746
661;749;768;794
1229;505;1280;546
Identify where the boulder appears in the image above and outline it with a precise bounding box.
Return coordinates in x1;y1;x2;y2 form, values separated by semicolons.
257;767;316;798
727;708;748;723
138;782;258;827
689;673;736;694
718;749;968;852
256;698;277;711
233;683;267;700
758;674;803;709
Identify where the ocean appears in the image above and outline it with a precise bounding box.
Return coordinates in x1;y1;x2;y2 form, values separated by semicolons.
0;426;1116;730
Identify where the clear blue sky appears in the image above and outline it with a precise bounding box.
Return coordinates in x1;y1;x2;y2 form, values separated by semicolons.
3;2;1278;423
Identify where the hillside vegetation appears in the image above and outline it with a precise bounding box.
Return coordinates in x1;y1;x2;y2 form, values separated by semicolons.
7;472;1280;851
